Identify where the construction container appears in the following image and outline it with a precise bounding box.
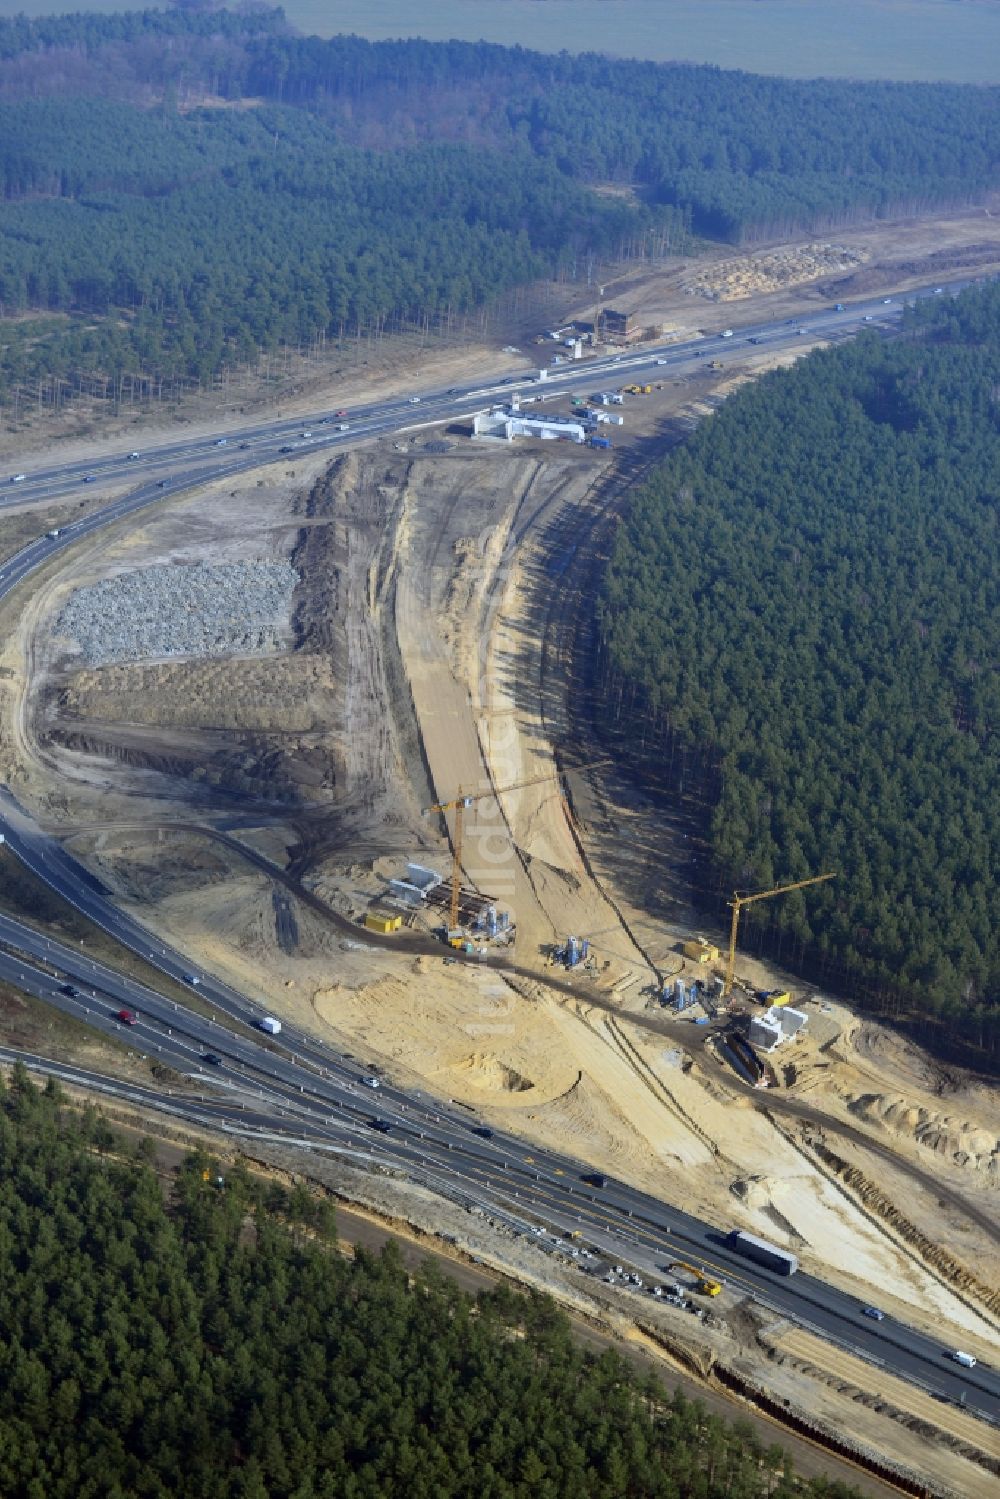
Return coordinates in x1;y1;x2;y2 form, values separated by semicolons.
764;989;792;1007
682;939;719;963
365;912;402;934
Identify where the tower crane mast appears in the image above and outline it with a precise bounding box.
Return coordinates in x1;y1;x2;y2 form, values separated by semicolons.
425;772;562;930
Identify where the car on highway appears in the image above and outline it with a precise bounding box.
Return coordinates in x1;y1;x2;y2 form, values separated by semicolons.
128;451;140;459
883;297;892;304
183;974;201;986
116;1008;138;1026
215;438;228;446
863;315;873;321
407;396;421;404
369;1118;392;1133
362;1075;381;1089
582;1172;607;1188
334;409;348;418
60;984;79;997
279;445;293;454
9;473;25;483
300;431;312;438
157;480;167;487
471;1126;494;1139
238;442;250;449
862;1306;884;1321
933;286;943;295
82;474;96;483
202;1052;222;1066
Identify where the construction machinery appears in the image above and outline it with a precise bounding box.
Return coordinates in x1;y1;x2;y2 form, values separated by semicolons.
724;873;836;997
425;772;562;930
670;1260;723;1296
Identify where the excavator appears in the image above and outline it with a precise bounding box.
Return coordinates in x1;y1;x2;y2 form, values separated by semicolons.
670;1260;723;1296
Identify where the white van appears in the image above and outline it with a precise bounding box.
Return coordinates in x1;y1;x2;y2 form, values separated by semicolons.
10;473;25;483
951;1350;977;1368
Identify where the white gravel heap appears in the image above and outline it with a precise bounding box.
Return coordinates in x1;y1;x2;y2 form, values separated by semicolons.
57;560;298;666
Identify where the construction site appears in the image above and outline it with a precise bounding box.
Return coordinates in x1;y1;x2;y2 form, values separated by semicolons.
2;208;1000;1496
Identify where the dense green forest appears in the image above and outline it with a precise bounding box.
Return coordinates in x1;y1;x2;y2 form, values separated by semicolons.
0;1068;863;1498
243;34;1000;242
0;99;651;402
0;7;998;411
600;285;1000;1058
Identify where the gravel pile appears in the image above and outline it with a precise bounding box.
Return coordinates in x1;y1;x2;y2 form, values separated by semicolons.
57;560;298;666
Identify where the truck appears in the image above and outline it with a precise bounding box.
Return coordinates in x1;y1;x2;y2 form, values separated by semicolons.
951;1350;977;1368
260;1016;282;1036
728;1229;798;1276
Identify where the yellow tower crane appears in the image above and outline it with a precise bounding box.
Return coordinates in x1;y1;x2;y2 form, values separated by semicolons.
425;772;562;931
724;873;837;996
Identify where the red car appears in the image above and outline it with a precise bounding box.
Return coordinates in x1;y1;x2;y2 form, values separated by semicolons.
116;1008;137;1026
334;409;348;418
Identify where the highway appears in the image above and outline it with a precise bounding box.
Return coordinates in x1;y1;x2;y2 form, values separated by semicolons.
0;274;997;1425
0;276;986;521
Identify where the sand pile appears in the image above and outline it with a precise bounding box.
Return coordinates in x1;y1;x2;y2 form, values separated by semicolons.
450;1052;535;1094
848;1093;999;1174
731;1175;788;1208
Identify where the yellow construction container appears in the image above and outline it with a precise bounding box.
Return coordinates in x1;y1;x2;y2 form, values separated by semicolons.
767;989;792;1007
365;912;402;934
682;939;719;963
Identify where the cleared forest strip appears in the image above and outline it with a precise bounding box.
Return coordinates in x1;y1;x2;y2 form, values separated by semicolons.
768;1327;1000;1476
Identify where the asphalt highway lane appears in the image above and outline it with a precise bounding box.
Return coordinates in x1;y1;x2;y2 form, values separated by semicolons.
2;276;988;516
1;890;996;1422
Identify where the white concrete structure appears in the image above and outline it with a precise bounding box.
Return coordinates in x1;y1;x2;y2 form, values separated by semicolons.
749;1005;808;1051
473;408;587;444
388;879;428;907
